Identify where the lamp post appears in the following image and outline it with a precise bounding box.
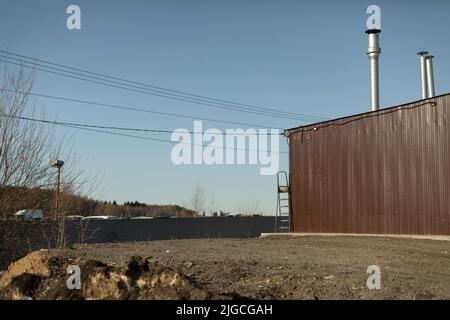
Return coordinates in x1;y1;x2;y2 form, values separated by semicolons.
51;159;64;248
51;159;64;219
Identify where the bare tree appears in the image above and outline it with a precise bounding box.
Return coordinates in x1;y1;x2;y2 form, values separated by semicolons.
0;62;96;263
190;183;206;216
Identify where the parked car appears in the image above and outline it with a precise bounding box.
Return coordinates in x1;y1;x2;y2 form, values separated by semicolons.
14;209;44;221
81;215;121;221
131;216;154;220
65;215;84;221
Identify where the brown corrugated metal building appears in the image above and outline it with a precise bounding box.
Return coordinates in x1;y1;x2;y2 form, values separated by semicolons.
284;93;450;235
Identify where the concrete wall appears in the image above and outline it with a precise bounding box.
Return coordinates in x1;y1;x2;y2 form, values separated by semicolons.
66;216;278;245
1;217;278;268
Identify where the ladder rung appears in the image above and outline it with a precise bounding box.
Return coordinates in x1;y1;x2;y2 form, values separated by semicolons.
277;171;290;231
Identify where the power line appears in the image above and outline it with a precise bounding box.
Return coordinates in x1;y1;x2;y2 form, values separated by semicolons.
0;88;282;129
0;57;303;121
66;124;288;154
1;50;327;121
0;113;288;154
0;57;309;121
0;112;283;135
0;52;327;122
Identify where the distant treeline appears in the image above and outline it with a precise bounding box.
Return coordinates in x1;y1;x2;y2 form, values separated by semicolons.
93;201;196;218
2;186;196;218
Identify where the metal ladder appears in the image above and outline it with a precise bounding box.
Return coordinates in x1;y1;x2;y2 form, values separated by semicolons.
275;171;290;232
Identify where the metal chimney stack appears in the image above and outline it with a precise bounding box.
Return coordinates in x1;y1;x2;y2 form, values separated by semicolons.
366;29;381;111
425;55;435;98
417;51;429;99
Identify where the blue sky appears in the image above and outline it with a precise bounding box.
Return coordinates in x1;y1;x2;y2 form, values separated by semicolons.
0;0;449;214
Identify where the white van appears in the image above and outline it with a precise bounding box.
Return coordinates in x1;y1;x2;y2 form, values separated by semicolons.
14;209;44;220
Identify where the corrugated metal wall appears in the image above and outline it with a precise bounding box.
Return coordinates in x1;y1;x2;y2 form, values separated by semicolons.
285;94;450;235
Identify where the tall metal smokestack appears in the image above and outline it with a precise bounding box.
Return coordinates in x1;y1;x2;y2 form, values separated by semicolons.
417;51;429;99
366;29;381;111
425;55;435;98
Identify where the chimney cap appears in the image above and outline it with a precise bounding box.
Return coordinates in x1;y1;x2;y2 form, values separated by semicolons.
365;29;381;34
426;55;435;59
417;51;429;56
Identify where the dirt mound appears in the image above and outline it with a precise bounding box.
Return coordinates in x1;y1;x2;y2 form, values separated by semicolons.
0;250;59;288
0;253;233;300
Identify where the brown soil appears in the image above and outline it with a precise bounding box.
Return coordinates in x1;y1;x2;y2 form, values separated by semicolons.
0;252;233;300
1;236;450;299
0;250;53;288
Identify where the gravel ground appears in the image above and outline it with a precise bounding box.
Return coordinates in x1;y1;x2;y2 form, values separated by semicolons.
63;235;450;299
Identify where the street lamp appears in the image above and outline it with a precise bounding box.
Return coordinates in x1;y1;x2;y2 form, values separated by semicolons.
51;159;64;219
